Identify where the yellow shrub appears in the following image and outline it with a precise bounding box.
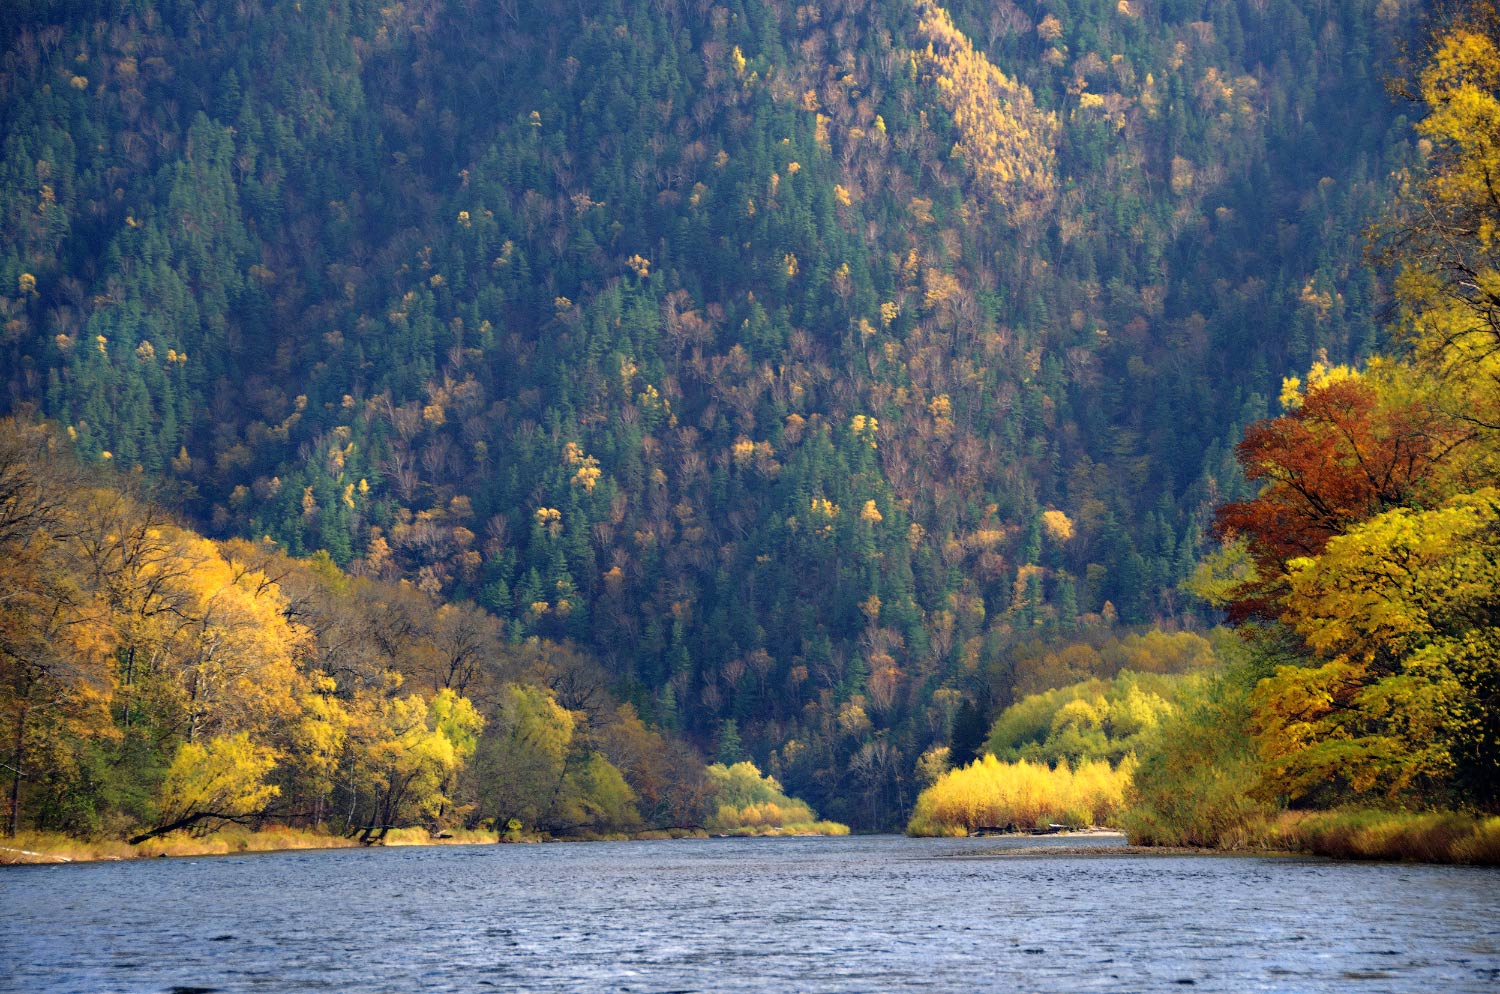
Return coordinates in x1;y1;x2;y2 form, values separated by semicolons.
907;755;1132;836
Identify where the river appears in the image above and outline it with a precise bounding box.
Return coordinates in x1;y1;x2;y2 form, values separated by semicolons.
3;834;1497;992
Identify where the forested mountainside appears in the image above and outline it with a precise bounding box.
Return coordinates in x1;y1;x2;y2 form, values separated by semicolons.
1;0;1420;828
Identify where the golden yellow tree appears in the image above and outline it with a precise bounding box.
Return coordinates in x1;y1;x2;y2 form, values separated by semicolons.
130;732;281;844
1252;489;1500;806
1384;8;1500;453
0;423;116;836
913;0;1058;227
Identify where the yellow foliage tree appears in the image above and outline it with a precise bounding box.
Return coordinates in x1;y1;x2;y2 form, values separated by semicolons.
704;760;844;834
1237;10;1500;815
348;688;483;842
913;0;1058;226
1253;489;1500;806
131;732;281;843
1387;15;1500;445
163;530;311;744
474;683;576;832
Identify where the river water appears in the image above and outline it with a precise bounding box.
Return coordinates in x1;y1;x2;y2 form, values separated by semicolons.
3;834;1498;993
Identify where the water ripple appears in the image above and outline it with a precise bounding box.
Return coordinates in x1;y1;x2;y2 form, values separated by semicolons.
2;835;1498;993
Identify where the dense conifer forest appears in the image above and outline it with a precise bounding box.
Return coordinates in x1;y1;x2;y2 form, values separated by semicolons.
2;0;1495;849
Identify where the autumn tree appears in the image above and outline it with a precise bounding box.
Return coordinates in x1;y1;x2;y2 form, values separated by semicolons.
1251;490;1500;807
1206;5;1500;817
592;704;714;829
1386;1;1500;438
912;0;1058;227
1215;364;1468;619
703;761;840;833
473;683;576;832
129;733;281;844
906;754;1131;836
0;422;115;836
346;689;483;843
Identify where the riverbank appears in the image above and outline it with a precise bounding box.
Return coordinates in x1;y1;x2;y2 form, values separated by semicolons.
962;843;1274;858
966;826;1124;839
0;822;862;865
11;809;1494;866
0;827;368;864
1120;809;1500;866
0;826;636;864
936;810;1500;866
1263;809;1500;865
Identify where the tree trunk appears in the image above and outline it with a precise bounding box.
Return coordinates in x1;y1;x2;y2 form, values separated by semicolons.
129;810;221;845
121;645;136;728
6;695;30;838
6;732;23;838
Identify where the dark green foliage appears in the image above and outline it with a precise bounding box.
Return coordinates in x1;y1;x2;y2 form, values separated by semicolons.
949;697;990;768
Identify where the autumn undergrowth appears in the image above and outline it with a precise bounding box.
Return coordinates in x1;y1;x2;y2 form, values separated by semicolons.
1121;807;1500;865
1266;810;1500;865
703;761;850;836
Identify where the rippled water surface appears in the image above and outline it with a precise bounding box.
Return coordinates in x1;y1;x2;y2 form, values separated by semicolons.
3;834;1498;992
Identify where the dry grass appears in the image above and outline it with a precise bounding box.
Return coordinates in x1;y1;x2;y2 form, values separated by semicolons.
381;827;498;847
1451;817;1500;864
639;828;711;840
1267;810;1500;865
1;823;746;864
1;831;139;864
0;827;360;864
715;820;850;837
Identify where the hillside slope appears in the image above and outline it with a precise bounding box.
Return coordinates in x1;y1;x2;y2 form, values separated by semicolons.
0;0;1416;826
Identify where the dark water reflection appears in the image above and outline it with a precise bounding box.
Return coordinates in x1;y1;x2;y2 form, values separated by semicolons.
3;834;1498;992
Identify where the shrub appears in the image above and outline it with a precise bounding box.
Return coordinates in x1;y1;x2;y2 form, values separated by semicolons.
907;755;1131;836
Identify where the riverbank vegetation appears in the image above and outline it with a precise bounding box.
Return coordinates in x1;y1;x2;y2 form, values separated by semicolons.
913;2;1500;863
704;761;850;836
984;669;1198;767
908;638;1204;837
1269;811;1500;864
1125;0;1500;863
0;427;840;851
907;754;1130;836
1;826;361;864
